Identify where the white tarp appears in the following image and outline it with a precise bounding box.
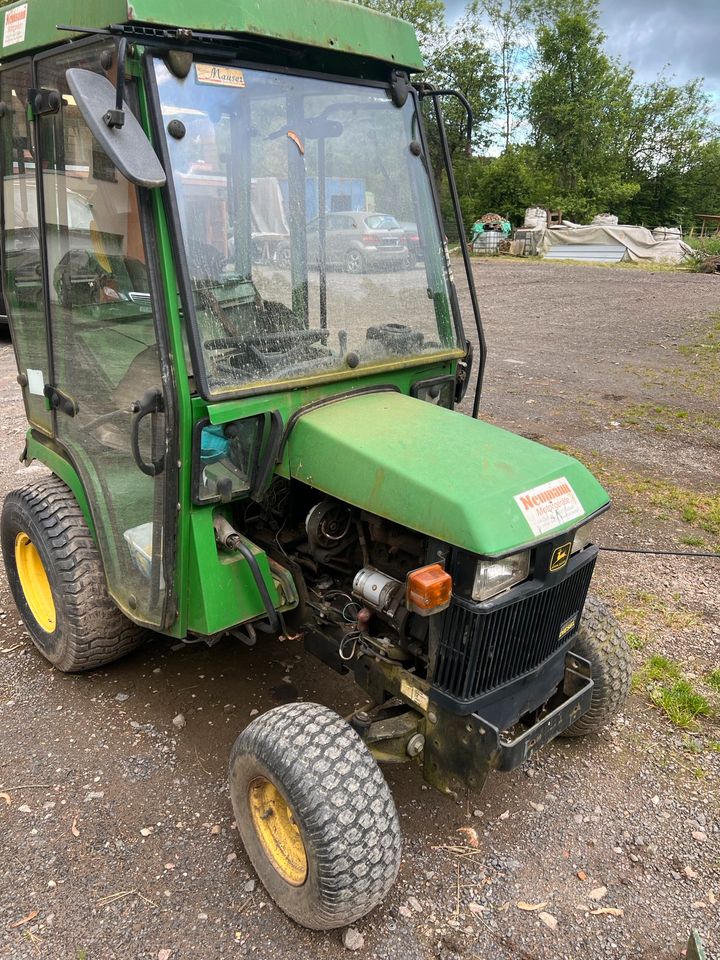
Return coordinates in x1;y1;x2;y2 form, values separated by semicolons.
538;224;692;264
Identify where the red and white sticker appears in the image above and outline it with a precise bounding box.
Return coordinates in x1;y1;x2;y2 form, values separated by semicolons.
3;3;27;47
514;476;584;536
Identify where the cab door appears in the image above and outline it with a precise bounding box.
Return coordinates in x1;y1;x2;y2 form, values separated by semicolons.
0;60;53;436
33;40;174;628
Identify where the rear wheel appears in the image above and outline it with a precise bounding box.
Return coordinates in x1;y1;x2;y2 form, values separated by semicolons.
1;475;145;672
564;594;632;736
229;702;401;930
344;249;365;274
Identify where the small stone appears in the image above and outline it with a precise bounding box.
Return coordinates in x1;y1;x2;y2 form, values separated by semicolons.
172;714;186;730
408;896;422;913
197;912;208;921
398;905;413;919
18;804;32;814
530;802;545;813
538;911;558;930
210;824;221;835
577;870;587;881
140;827;153;837
588;886;607;901
243;879;256;893
684;866;698;878
692;831;707;843
47;880;57;889
342;927;364;951
249;708;259;717
223;704;236;713
226;853;238;863
468;902;488;916
473;809;483;818
84;791;104;802
499;809;510;820
629;854;640;863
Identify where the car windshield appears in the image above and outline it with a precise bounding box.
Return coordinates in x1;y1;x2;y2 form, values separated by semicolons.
153;59;462;399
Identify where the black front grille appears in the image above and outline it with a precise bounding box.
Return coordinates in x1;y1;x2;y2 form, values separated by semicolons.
433;556;596;704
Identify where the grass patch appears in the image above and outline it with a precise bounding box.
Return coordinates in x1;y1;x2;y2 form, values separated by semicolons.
565;450;720;548
634;655;719;731
679;535;706;548
611;588;702;639
621;402;720;434
649;680;711;729
708;740;720;753
707;669;720;692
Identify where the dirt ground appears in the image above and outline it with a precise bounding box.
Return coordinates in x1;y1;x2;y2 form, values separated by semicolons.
0;259;718;960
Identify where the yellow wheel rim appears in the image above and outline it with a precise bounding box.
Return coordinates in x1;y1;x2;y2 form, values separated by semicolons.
248;777;307;886
15;532;56;633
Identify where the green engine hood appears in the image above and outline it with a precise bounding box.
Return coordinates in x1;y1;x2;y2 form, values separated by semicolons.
285;392;609;556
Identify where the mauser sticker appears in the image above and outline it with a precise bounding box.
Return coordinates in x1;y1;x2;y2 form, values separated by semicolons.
195;64;246;88
514;476;584;536
3;3;27;47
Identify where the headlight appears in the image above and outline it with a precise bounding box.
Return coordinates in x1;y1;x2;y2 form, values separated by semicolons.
572;520;595;554
472;550;530;602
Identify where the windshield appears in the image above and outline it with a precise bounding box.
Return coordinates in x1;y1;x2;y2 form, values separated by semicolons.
153;60;462;398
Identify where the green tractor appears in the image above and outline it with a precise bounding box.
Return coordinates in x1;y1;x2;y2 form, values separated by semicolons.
0;0;631;931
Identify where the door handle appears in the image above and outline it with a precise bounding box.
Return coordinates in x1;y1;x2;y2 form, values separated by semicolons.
130;387;165;477
43;383;79;417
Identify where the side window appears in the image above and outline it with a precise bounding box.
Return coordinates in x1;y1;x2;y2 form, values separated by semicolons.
0;62;52;434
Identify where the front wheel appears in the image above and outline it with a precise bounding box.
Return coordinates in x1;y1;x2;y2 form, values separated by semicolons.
563;594;632;736
229;702;401;930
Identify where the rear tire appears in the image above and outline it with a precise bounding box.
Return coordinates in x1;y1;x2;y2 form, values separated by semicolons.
229;702;401;930
563;594;632;736
1;475;145;672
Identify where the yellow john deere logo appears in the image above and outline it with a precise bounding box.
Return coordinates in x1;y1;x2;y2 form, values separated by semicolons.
550;542;572;572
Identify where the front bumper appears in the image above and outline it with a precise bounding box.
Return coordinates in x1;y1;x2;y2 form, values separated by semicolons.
423;652;593;796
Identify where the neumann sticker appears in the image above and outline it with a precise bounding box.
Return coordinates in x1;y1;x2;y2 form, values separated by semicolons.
514;476;584;536
3;3;27;47
195;64;245;88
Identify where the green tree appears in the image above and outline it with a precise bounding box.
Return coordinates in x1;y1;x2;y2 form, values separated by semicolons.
472;0;535;150
527;3;638;219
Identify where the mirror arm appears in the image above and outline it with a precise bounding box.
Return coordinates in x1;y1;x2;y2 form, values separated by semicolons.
103;36;127;129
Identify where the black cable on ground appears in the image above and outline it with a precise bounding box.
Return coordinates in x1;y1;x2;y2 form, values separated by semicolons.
599;546;720;559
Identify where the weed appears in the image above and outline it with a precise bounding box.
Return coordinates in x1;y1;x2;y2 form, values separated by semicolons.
680;535;706;547
707;669;720;692
708;740;720;753
649;680;711;729
626;632;644;650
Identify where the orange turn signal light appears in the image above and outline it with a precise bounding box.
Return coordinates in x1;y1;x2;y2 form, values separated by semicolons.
406;564;452;617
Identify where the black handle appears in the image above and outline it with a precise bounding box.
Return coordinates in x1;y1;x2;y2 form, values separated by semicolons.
43;383;78;417
130;387;165;477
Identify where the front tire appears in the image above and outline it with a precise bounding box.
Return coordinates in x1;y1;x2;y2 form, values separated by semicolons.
1;475;145;672
229;702;401;930
564;594;632;737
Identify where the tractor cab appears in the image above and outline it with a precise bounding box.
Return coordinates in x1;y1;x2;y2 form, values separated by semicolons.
0;0;631;932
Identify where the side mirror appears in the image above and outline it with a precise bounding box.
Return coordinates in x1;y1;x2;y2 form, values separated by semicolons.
65;68;166;189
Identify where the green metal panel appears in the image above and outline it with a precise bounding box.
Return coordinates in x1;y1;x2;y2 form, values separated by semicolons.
185;508;282;635
0;0;423;69
25;431;97;539
286;392;610;556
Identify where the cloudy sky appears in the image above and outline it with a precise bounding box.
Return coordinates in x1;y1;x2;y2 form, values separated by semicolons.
445;0;719;101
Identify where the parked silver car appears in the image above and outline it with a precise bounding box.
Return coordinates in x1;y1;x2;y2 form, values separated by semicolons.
277;211;408;274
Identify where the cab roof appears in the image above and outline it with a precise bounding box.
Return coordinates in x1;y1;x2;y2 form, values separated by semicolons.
0;0;423;70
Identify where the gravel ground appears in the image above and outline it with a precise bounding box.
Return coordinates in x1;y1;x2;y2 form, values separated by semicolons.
0;259;718;960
